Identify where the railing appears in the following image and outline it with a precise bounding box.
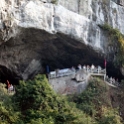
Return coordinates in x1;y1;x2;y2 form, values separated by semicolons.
82;68;106;74
48;68;75;79
48;67;106;79
105;77;120;87
48;67;119;88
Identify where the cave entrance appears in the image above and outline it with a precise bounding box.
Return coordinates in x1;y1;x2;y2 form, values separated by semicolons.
0;65;20;85
106;62;124;82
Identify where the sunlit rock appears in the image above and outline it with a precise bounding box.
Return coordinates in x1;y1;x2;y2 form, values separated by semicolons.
0;0;124;80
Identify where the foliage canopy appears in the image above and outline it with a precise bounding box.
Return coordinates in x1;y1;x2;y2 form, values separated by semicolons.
0;75;123;124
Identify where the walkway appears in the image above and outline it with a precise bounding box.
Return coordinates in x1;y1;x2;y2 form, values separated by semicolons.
48;65;119;88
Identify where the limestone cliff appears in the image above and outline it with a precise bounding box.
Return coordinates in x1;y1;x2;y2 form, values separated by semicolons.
0;0;124;81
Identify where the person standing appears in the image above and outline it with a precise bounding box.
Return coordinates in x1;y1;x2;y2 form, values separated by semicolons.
104;59;107;68
9;84;14;93
7;80;10;89
91;64;95;72
104;59;107;74
71;66;76;72
110;77;113;84
78;64;82;70
46;65;50;73
7;80;11;93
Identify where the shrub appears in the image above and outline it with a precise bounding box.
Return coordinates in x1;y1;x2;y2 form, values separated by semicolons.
13;74;95;124
69;78;122;123
99;107;122;124
0;83;20;124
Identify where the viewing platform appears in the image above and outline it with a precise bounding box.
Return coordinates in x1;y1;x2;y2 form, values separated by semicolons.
48;65;119;88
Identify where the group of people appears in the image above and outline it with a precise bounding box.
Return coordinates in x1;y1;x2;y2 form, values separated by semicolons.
7;80;14;93
106;76;119;86
76;64;102;73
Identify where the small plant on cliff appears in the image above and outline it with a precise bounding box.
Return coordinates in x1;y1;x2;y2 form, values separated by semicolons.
51;0;58;4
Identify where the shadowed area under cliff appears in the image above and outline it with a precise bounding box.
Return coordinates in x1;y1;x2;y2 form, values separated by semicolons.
0;28;123;81
41;33;105;70
0;65;20;84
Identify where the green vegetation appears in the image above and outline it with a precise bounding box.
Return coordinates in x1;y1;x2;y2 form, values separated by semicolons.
51;0;58;4
14;74;93;124
0;75;123;124
68;78;122;124
99;23;124;67
0;83;20;124
0;75;94;124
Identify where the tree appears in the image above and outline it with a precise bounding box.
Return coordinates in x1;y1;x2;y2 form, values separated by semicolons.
0;83;20;124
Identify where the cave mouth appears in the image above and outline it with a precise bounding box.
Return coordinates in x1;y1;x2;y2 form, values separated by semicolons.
106;62;124;82
0;28;123;83
0;65;21;85
36;32;124;82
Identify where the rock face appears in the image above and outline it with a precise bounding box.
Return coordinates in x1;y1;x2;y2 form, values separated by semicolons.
49;70;90;95
0;0;124;81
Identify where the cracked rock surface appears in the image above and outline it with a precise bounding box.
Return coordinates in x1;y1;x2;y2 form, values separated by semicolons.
0;0;124;80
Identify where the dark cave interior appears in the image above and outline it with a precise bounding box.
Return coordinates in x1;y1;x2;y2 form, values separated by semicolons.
106;62;124;82
0;65;20;85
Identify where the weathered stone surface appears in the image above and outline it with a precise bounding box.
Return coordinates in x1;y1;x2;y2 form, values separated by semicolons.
0;0;124;80
49;70;90;95
1;0;124;48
